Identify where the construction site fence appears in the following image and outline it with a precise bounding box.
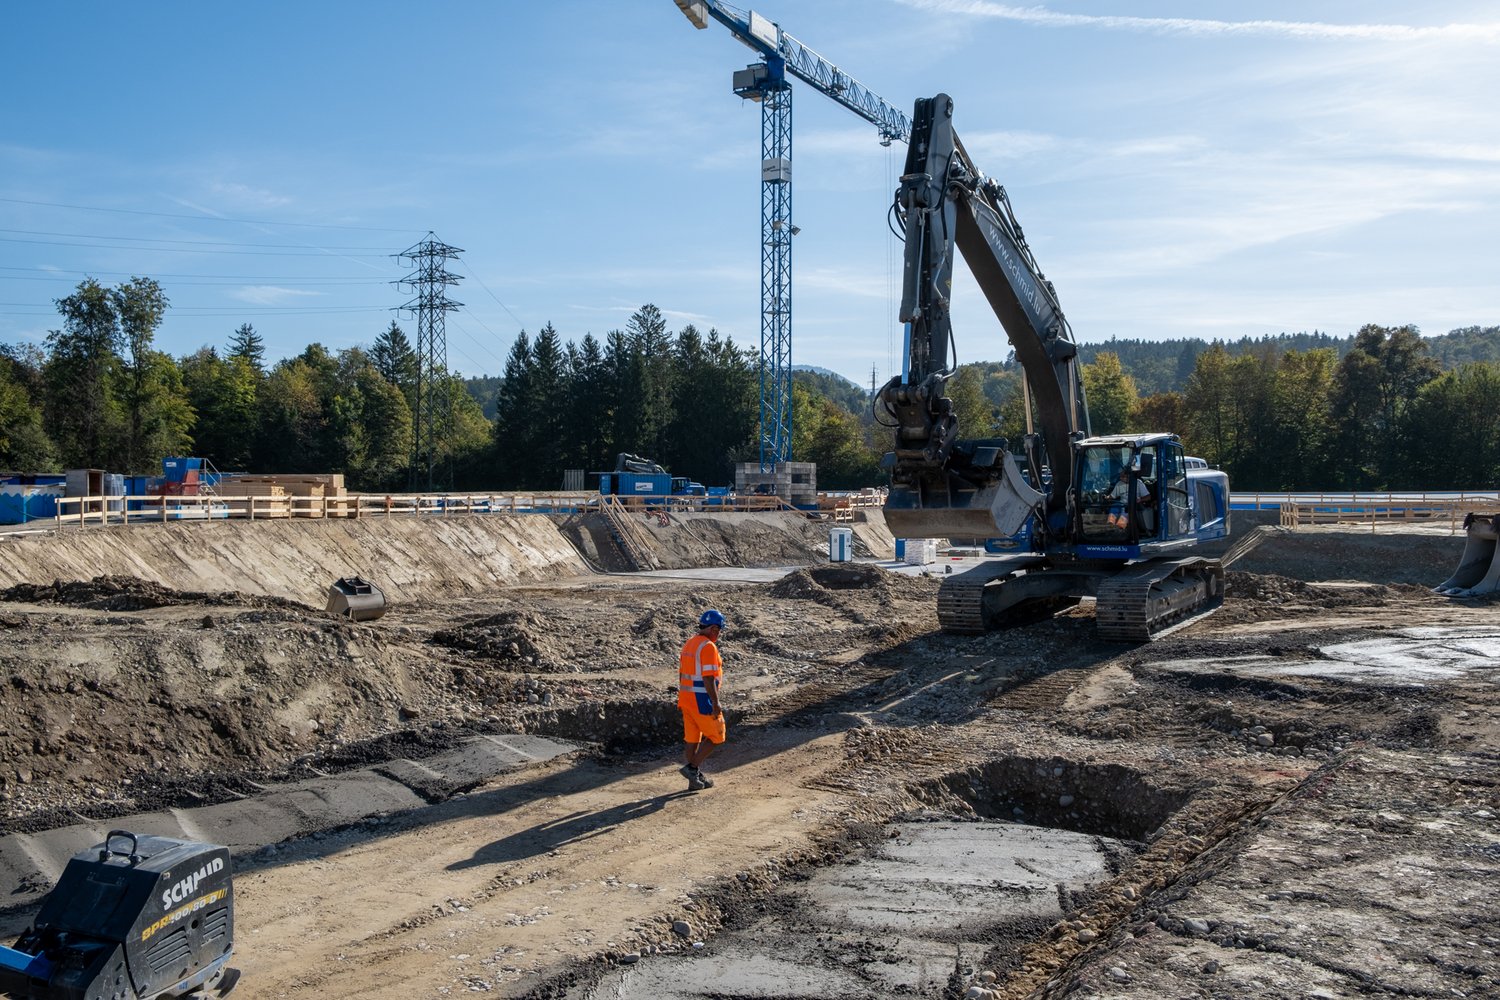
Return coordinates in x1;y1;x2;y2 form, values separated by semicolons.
1277;494;1500;532
47;491;857;529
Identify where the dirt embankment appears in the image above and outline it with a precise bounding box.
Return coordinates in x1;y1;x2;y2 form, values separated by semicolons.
1233;524;1467;586
0;516;590;606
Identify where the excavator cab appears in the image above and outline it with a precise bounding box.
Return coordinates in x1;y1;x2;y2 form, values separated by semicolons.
1075;441;1157;544
1073;435;1224;550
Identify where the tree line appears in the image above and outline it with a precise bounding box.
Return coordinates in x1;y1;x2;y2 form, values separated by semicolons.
993;324;1499;491
1073;326;1500;396
2;276;1496;493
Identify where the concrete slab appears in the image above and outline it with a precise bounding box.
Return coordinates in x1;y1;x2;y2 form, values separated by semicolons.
598;952;869;999
579;819;1123;999
807;821;1112;933
1156;625;1500;686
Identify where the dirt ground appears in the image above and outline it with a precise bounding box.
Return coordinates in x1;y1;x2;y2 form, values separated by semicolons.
1;514;1497;999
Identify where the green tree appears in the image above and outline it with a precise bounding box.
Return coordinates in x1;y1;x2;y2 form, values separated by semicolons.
256;358;325;472
1183;344;1233;470
492;331;534;489
791;382;880;488
1268;349;1336;489
444;373;494;490
566;333;613;475
1330;324;1440;487
1400;363;1500;489
228;323;266;373
0;348;57;470
621;304;676;461
324;353;415;491
44;278;125;468
525;323;569;487
356;366;414;490
1132;392;1187;442
371;322;417;408
945;366;996;439
113;277;191;472
1081;352;1139;435
669;326;758;483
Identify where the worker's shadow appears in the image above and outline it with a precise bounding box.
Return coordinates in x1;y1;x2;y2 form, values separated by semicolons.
447;790;695;870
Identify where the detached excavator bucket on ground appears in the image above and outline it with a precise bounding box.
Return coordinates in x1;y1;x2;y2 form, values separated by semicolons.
1434;513;1500;597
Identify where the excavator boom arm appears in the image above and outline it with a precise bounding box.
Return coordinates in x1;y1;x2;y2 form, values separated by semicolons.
880;93;1086;537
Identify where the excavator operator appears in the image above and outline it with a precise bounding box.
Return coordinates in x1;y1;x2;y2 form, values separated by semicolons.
1107;464;1153;532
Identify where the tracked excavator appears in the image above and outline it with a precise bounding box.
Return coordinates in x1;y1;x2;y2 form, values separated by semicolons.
877;94;1231;641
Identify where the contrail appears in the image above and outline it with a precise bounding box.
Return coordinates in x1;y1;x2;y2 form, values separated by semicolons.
896;0;1500;44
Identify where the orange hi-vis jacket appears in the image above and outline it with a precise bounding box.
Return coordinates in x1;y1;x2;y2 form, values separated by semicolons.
678;634;723;716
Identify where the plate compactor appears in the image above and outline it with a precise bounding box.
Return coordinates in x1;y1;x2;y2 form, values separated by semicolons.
0;832;238;1000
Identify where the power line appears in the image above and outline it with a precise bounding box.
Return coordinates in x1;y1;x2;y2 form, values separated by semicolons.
454;258;527;333
446;314;509;372
0;236;392;257
0;196;413;233
0;265;386;280
0;273;389;286
0;306;388;317
0;228;394;251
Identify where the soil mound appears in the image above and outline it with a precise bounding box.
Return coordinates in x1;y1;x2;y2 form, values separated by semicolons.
1217;570;1443;625
771;563;930;600
0;575;311;612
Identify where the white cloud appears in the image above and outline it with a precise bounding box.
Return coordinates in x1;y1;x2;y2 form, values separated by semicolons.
207;181;293;210
895;1;1500;44
232;286;323;305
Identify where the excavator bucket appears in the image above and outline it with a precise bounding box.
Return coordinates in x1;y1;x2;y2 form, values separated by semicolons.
1434;513;1500;597
883;450;1043;540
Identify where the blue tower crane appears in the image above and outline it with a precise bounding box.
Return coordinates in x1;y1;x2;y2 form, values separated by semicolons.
673;1;910;470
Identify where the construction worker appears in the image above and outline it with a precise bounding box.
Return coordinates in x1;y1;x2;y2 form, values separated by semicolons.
1107;466;1150;530
678;609;726;791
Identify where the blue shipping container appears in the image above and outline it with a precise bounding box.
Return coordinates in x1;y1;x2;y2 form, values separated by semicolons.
599;472;672;496
162;456;204;482
0;487;62;524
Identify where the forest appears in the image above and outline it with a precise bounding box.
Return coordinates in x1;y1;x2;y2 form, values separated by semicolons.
2;276;1497;493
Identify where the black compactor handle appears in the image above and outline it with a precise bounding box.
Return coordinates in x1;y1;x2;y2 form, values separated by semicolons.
100;830;143;864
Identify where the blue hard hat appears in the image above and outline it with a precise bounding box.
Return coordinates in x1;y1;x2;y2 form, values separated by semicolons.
699;609;726;628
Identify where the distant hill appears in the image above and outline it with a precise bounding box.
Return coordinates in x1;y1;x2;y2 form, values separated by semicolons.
792;366;868;412
793;364;865;387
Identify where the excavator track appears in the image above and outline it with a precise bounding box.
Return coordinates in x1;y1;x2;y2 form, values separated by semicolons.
936;554;1068;632
1094;557;1224;642
937;558;1044;634
938;556;1224;641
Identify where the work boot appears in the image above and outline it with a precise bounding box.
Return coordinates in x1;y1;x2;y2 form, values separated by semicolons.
679;764;698;783
689;771;714;791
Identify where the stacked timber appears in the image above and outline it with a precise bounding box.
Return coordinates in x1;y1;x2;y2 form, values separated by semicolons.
218;474;348;518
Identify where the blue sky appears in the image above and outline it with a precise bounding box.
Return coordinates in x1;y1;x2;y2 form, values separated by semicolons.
3;1;1496;387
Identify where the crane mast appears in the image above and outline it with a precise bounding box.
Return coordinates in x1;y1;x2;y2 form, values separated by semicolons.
672;0;908;469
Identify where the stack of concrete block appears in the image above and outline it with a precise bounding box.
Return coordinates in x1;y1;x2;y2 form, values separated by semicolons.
734;461;818;506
